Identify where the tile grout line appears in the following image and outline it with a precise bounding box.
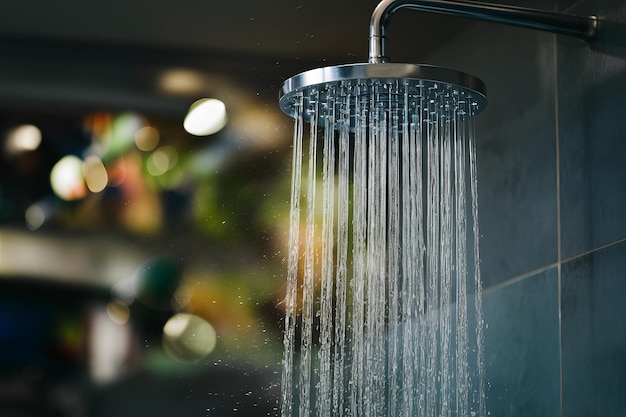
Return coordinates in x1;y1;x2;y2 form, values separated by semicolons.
552;15;564;416
561;236;626;265
483;236;626;294
483;262;559;294
562;0;586;14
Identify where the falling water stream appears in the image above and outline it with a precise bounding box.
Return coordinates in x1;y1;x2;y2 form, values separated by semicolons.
281;80;486;417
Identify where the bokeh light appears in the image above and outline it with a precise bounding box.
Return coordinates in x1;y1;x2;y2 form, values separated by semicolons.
25;203;46;230
24;200;59;230
162;313;217;362
85;113;145;161
108;113;145;159
134;126;160;151
147;146;178;176
82;155;108;193
50;155;87;200
106;300;131;325
5;124;42;154
183;98;227;136
172;284;192;310
159;69;208;95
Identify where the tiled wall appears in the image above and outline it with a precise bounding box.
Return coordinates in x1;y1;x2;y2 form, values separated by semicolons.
425;0;626;415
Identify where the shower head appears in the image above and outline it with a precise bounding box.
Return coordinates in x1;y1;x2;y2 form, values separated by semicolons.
279;62;488;123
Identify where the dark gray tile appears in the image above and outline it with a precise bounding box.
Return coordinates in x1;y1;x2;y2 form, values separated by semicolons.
482;268;560;416
561;240;626;417
558;0;584;12
425;19;558;287
558;0;626;259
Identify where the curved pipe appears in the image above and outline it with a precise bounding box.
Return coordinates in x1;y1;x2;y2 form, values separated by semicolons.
369;0;599;63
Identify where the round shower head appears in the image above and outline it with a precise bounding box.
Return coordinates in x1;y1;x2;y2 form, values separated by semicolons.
279;63;487;121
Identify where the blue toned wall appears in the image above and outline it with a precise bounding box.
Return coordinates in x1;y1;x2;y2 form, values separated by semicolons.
424;0;626;415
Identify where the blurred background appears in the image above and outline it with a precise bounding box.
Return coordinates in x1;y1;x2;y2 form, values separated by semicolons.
2;0;626;416
0;1;473;416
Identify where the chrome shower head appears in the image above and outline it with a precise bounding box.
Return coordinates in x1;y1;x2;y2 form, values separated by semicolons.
278;62;488;126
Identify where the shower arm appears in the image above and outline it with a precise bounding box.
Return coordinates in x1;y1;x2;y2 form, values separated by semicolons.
369;0;599;63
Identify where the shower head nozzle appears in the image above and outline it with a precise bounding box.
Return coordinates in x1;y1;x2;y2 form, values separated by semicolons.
279;63;488;122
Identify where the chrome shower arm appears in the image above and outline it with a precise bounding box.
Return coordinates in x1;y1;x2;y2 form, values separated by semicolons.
369;0;598;63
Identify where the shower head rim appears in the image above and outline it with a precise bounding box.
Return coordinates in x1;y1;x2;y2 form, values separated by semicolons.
279;62;488;116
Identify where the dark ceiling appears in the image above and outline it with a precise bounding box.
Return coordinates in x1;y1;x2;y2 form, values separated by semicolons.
0;0;476;117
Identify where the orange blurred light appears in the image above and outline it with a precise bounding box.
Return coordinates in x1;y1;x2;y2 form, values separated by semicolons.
158;69;208;95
